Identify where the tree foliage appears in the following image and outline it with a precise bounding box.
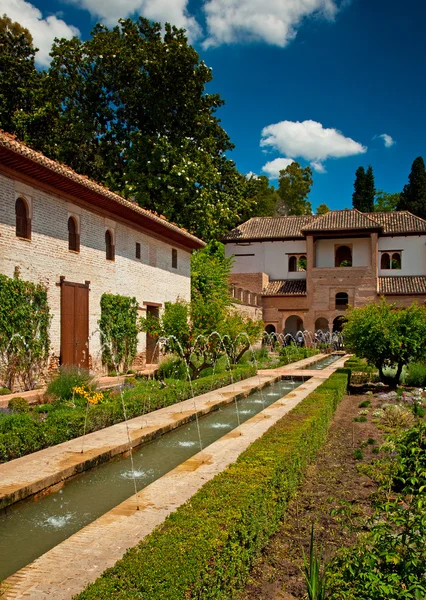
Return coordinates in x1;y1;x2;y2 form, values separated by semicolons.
0;16;268;240
244;175;280;217
397;156;426;219
374;190;400;212
316;203;330;215
277;161;313;216
99;293;139;373
343;299;426;386
352;165;375;212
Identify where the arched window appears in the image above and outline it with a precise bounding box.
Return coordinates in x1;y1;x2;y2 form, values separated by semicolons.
335;245;352;267
288;255;297;272
15;197;30;239
335;292;349;310
298;255;307;271
381;252;390;270
68;217;80;252
391;253;401;269
105;230;115;261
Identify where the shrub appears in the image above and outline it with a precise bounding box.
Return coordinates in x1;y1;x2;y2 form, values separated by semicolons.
353;448;364;460
157;356;188;380
8;397;30;413
47;366;95;401
358;400;371;408
405;362;426;387
99;293;139;373
75;370;349;600
0;387;11;395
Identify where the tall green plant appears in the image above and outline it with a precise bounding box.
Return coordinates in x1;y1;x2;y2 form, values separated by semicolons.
0;274;50;390
303;525;328;600
99;293;139;373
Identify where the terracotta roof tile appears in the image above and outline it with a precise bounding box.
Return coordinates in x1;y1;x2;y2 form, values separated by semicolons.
0;130;204;248
366;211;426;234
379;276;426;295
222;215;316;241
264;279;307;295
301;209;380;232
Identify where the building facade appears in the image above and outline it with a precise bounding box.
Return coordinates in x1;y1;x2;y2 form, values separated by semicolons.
223;210;426;335
0;131;204;373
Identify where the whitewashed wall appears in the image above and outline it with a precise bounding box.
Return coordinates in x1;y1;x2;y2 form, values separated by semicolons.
225;240;307;280
315;237;371;268
378;235;426;276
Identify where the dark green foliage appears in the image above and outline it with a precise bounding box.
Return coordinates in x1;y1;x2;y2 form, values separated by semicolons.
244;174;280;217
279;346;319;364
397;156;426;219
358;400;371;408
302;525;327;600
47;365;94;401
367;438;376;445
374;190;400;212
0;365;255;462
405;362;426;387
99;293;139;373
75;371;349;600
0;273;51;390
372;447;380;454
8;397;29;413
390;422;426;496
352;165;375;212
0;388;11;395
157;356;188;380
277;161;313;216
353;448;364;460
354;416;367;423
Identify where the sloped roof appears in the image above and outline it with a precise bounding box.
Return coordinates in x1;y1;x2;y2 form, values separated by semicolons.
222;215;316;241
379;276;426;295
0;130;205;250
264;279;307;296
366;211;426;234
301;209;380;233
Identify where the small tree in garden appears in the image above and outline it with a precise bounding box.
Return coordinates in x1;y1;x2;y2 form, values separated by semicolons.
0;274;51;390
343;299;426;387
99;293;139;373
222;311;264;364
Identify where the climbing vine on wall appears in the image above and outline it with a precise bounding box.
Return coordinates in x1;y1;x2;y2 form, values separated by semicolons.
99;293;139;373
0;274;51;391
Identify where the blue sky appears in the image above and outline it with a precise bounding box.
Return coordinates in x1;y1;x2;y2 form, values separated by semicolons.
2;0;425;211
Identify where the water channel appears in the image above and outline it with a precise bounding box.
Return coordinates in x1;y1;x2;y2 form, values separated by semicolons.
0;377;305;581
301;353;342;370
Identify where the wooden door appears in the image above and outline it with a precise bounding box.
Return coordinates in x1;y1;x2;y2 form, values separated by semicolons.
61;281;89;368
146;305;159;364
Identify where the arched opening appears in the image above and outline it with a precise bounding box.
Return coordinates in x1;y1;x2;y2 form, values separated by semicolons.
381;252;390;269
391;252;401;269
15;197;30;239
105;229;115;261
315;317;329;333
335;292;349;310
68;217;80;252
265;324;276;334
335;245;352;267
288;255;297;272
298;255;307;271
333;316;346;332
284;315;304;337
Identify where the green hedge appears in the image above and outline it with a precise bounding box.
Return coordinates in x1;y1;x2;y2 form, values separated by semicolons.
76;369;350;600
0;365;256;462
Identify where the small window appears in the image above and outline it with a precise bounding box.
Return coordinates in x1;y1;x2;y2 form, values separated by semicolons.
172;248;177;269
15;197;30;239
68;217;80;252
391;253;401;270
381;252;390;270
136;242;141;259
335;292;349;310
298;255;307;271
288;255;297;272
335;245;352;267
105;230;115;261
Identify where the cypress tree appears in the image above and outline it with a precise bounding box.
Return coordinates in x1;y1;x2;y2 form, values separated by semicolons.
352;166;366;210
364;165;375;212
397;157;426;219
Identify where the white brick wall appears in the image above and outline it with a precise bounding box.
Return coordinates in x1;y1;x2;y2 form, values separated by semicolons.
0;172;192;369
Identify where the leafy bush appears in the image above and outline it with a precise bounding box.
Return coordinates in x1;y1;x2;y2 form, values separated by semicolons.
0;387;11;395
47;365;94;401
157;356;189;380
0;364;256;462
8;397;29;413
99;293;139;373
405;362;426;387
76;370;349;600
279;345;319;365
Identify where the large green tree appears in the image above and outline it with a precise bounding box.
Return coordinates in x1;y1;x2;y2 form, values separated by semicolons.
352;165;375;212
244;175;279;217
397;157;426;219
277;161;313;216
0;16;260;240
374;190;400;212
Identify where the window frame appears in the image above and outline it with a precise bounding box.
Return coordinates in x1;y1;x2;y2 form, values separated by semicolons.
68;216;80;253
172;248;178;269
15;197;31;240
105;229;115;261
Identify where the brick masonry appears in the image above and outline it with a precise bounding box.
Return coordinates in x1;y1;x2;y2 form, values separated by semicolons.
0;170;192;375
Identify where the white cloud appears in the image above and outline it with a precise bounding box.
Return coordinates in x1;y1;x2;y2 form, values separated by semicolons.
260;119;366;171
262;157;295;179
1;0;80;66
202;0;339;49
377;133;395;148
245;171;258;179
67;0;201;41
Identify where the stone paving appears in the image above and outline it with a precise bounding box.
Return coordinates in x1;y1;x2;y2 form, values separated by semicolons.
0;354;349;600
